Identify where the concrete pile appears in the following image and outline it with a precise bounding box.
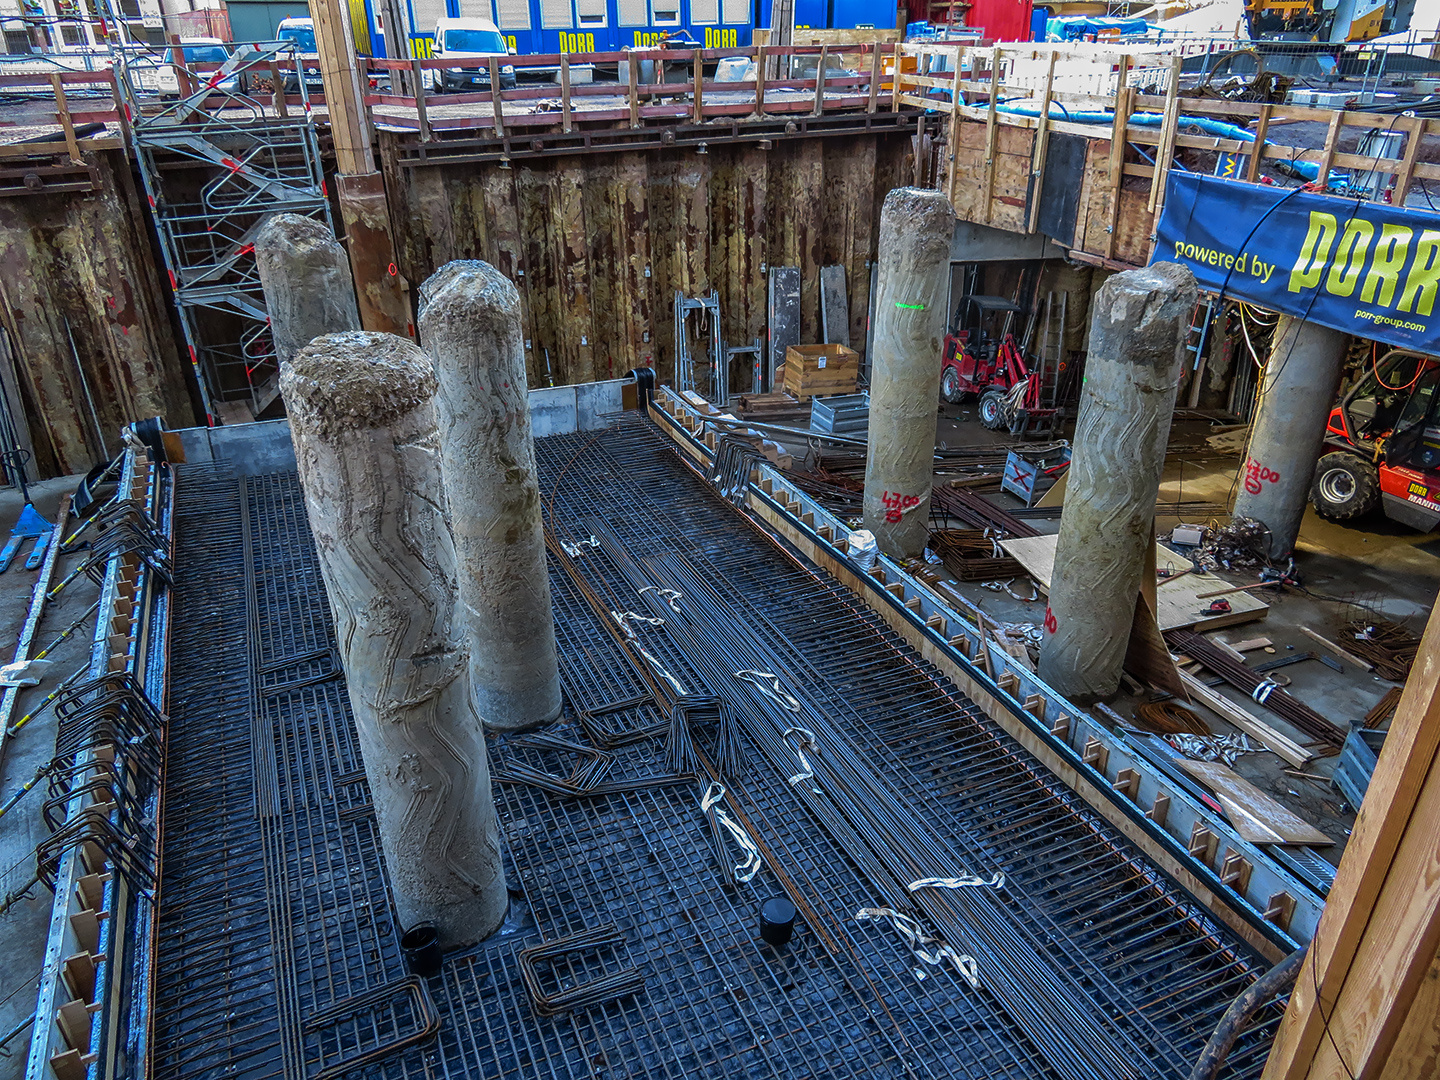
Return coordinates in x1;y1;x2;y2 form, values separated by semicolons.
264;233;561;948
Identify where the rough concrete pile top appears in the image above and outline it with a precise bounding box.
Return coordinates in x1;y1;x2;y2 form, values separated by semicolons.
417;260;522;326
876;187;955;269
1091;262;1197;366
280;331;436;439
255;213;343;271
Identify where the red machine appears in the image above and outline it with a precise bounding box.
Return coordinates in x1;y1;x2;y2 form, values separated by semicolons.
1310;349;1440;532
939;294;1056;435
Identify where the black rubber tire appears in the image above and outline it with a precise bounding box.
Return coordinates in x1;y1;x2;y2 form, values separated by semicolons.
1310;452;1380;520
940;367;964;404
979;388;1008;431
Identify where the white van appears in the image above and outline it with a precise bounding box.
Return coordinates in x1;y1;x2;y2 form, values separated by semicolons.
276;16;324;93
150;39;243;98
431;18;516;92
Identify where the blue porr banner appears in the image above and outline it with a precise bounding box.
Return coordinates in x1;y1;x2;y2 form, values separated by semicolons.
1154;173;1440;354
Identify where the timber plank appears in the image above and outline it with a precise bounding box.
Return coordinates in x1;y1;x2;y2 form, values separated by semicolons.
998;533;1269;631
581;156;621;380
1265;604;1440;1078
793;139;823;343
478;165;534;384
516;165;565;384
617;153;654;376
557;169;595;383
1176;760;1332;845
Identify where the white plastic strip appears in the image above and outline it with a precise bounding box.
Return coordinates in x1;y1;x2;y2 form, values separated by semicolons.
700;782;762;882
908;873;1006;892
638;585;683;613
781;726;821;793
855;906;980;988
561;535;600;558
734;668;801;713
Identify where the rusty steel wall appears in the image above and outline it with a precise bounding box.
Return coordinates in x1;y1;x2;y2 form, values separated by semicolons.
381;132;913;389
0;149;196;479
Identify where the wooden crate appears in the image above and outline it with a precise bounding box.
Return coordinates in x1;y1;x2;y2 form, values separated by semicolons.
784;344;859;399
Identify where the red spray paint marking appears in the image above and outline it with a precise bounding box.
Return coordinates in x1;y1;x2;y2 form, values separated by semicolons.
879;490;920;524
1242;458;1280;496
1043;607;1057;634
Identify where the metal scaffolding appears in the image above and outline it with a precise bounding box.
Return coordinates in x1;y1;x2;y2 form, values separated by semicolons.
114;44;332;421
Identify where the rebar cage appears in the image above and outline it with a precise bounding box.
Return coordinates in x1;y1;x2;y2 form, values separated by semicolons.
150;416;1287;1080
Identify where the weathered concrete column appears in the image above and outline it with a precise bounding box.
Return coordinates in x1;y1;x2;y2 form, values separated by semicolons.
254;214;361;367
419;262;562;733
1039;263;1197;703
280;330;507;947
862;187;954;557
1231;314;1349;560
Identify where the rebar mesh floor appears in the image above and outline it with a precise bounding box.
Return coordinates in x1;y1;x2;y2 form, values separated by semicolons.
151;417;1285;1080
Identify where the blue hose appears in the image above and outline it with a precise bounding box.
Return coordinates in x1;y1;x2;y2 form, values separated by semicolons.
994;103;1338;185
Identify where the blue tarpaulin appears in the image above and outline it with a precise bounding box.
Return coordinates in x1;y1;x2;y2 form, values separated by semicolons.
1155;173;1440;354
1044;16;1149;40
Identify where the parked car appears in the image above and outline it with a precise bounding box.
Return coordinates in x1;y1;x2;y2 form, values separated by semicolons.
152;39;245;98
276;16;324;93
431;18;516;92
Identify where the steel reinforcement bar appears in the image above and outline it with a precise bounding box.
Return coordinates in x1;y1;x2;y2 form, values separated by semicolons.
25;442;175;1080
648;386;1323;956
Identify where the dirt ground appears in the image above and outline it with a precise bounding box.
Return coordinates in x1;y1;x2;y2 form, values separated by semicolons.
920;403;1433;862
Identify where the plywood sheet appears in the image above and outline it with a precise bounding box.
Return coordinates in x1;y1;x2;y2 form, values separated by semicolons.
820;265;850;347
1035;132;1088;247
1178;760;1334;846
999;533;1268;631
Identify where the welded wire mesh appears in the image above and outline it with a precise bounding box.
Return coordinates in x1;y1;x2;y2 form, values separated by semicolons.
150;422;1284;1080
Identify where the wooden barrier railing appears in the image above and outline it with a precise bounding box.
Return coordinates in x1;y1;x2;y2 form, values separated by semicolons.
0;68;125;190
361;44;902;138
0;44;913;182
8;38;1434;211
0;57;315;192
892;41;1440;265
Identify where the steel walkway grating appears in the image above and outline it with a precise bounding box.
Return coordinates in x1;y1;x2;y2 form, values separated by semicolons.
150;421;1283;1080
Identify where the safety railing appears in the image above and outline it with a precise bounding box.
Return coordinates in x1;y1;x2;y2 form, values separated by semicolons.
361;43;903;139
892;40;1440;266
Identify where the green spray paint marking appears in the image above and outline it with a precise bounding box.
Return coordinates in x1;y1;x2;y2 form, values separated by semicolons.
895;302;926;310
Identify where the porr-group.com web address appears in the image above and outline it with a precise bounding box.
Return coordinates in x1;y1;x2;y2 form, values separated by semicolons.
1355;308;1426;332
